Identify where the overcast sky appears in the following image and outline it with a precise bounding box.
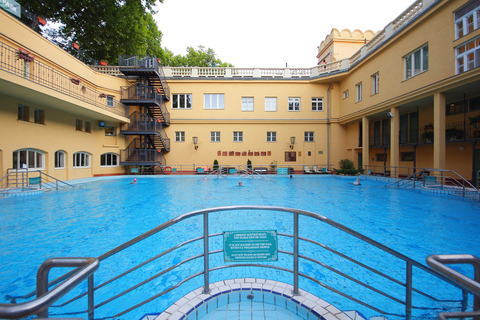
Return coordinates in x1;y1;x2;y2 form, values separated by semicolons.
154;0;415;68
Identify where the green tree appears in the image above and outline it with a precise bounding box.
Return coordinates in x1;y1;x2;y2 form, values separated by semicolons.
18;0;164;64
163;45;233;67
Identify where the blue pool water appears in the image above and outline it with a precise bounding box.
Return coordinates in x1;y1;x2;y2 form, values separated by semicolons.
1;175;479;319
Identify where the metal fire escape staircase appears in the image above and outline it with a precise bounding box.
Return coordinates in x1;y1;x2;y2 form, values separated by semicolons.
118;56;170;174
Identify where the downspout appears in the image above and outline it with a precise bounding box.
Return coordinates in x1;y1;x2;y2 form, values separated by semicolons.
326;78;335;169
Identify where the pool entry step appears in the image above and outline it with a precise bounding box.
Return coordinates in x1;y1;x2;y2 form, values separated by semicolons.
140;278;373;320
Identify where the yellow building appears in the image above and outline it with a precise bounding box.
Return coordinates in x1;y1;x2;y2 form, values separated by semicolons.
1;0;480;186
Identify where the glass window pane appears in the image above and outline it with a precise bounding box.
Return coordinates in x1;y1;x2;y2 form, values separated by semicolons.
422;46;428;71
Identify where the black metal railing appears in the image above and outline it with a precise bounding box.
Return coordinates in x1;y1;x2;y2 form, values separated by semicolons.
120;85;170;124
120;139;166;165
118;55;170;99
0;40;128;117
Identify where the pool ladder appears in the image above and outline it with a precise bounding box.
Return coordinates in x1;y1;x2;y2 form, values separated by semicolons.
1;206;480;320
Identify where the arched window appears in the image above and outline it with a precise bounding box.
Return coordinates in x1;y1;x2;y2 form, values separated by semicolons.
55;151;66;169
100;153;119;167
73;152;91;168
12;149;45;170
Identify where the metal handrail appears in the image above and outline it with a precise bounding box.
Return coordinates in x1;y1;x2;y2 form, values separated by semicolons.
384;168;480;200
0;169;73;193
14;206;471;320
0;257;99;319
427;254;480;320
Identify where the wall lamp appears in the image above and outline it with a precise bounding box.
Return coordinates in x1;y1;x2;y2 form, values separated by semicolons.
386;111;394;118
193;136;198;150
289;136;296;149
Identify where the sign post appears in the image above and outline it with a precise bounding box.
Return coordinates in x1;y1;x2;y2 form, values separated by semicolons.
224;230;278;262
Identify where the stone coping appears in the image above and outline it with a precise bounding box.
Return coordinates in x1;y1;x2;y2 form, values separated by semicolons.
152;278;358;320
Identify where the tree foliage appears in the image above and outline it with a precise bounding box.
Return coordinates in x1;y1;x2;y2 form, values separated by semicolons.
162;46;233;67
18;0;163;64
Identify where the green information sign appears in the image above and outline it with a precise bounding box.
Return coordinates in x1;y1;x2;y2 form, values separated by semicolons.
223;230;278;262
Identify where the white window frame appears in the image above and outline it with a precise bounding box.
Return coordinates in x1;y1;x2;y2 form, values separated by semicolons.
266;131;276;142
55;150;65;169
455;3;480;40
233;131;243;142
241;97;254;111
172;94;192;109
288;97;301;111
106;96;115;108
343;90;349;99
204;94;225;109
455;37;480;74
311;97;324;111
211;131;221;142
13;149;45;170
73;152;91;168
305;131;314;142
356;83;362;102
265;97;277;112
371;73;379;95
175;131;185;142
100;153;119;167
404;44;428;79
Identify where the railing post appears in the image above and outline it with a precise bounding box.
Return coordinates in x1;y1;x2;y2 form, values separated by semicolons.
88;275;94;320
462;290;468;311
441;170;444;190
406;261;412;320
293;212;300;295
203;212;210;294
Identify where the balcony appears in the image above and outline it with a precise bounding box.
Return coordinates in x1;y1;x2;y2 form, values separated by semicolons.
0;40;128;118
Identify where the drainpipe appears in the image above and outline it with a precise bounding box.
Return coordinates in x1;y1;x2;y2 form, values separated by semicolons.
326;78;335;169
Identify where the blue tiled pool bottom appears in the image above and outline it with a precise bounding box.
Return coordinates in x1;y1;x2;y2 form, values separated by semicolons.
200;301;305;320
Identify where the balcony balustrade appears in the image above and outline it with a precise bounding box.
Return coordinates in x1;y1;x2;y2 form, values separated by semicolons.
0;40;128;118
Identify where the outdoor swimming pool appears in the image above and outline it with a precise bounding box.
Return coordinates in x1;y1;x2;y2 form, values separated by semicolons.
1;175;479;319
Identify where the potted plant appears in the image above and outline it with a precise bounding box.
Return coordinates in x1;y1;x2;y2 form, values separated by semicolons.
269;161;277;173
247;159;252;172
213;159;219;172
468;114;480;130
424;122;434;131
446;127;464;140
421;130;434;142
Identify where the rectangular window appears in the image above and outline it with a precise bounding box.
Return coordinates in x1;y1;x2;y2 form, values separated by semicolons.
85;121;91;133
233;131;243;142
356;83;362;102
34;109;45;124
211;131;220;142
106;96;115;107
288;97;300;111
343;90;349;99
204;94;225;109
455;3;480;40
371;73;379;95
172;94;192;109
105;126;116;136
266;131;276;142
376;153;386;162
18;105;29;121
401;152;415;161
241;97;254;111
404;44;428;79
304;131;314;142
55;151;65;169
265;97;277;111
311;98;324;111
455;37;480;74
76;119;83;131
175;131;185;142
